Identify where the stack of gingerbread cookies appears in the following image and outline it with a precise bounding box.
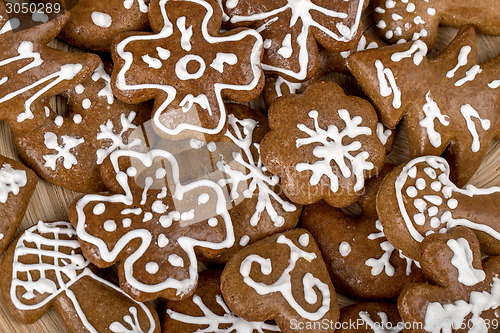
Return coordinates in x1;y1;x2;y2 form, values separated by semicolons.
0;0;500;332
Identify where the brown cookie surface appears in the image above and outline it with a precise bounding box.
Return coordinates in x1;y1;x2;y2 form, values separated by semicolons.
302;165;424;300
111;0;264;141
337;302;402;333
0;155;37;255
0;221;160;333
348;26;500;186
260;81;385;207
373;0;500;47
221;229;339;333
377;156;500;261
221;0;367;82
163;270;279;332
398;227;500;332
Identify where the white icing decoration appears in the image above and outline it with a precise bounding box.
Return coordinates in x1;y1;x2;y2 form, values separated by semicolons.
339;242;351;257
104;220;117;232
460;104;490;153
454;65;482;87
158;234;169;247
91;12;112;28
0;163;27;203
448;238;485;286
145;262;159;274
0;18;20;35
115;0;263;136
277;34;293;59
91;63;115;104
394;156;500;244
446;46;471;78
177;17;193;52
295;109;374;192
168;254;184;267
74;149;234;296
109;306;147;333
217;114;296;227
43;133;84;170
142;55;162;69
424;277;500;333
96;112;141;164
274;76;303;98
239;235;250;246
175;54;206;80
166;294;280;332
419;91;450;148
358;311;403;333
390;39;427;65
376;123;392;145
210;52;238;73
10;222;156;333
240;234;330;321
228;0;364;80
123;0;148;13
375;60;401;109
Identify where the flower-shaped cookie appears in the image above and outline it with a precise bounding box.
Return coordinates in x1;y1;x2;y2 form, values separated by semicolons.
111;0;264;140
221;0;366;82
260;81;385;207
69;148;234;302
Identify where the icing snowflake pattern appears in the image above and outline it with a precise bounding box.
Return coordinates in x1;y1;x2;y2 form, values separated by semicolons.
113;0;263;137
217;114;296;227
0;163;27;203
167;294;280;333
295;109;374;192
42;133;85;170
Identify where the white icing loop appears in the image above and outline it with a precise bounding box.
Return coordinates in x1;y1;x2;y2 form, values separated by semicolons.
239;234;330;321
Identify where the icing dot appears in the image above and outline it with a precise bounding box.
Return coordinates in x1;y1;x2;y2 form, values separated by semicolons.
82;98;91;109
143;212;153;222
413;213;426;225
91;11;112;28
424;167;437;179
430;181;442;192
239;235;250;246
198;193;210;205
406;3;415;12
103;220;116;232
54;116;63;127
339;241;351;256
298;233;309;247
385;30;394;39
447;198;458;209
427;7;436;15
415;178;426;190
126;167;137;177
428;206;438;217
208;217;218;227
408;166;417;178
122;218;132;228
424;195;443;206
155;168;166;179
442;185;453;198
430;217;441;228
168;254;184;267
145;262;159;274
93;203;106;215
414;199;427;212
158;234;169;247
406;186;418;197
73;114;82;124
152;200;167;214
159;215;173;228
207;142;216;152
75;84;84;94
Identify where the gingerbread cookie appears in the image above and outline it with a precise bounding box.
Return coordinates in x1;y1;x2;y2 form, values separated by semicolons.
373;0;500;47
377;156;500;261
262;34;385;107
398;227;500;332
337;302;402;333
164;269;279;332
260;81;385;207
0;221;160;333
0;155;37;254
221;229;339;333
13;61;149;193
201;104;301;263
111;0;264;140
347;26;500;186
220;0;367;82
60;0;150;52
302;165;424;300
69;145;235;301
0;5;100;134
